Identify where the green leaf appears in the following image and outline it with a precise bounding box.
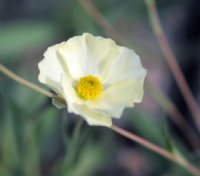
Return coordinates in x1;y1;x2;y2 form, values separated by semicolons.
163;123;187;167
72;144;105;176
37;107;60;157
22;121;41;176
1;103;19;167
61;141;106;176
0;163;12;176
163;121;174;153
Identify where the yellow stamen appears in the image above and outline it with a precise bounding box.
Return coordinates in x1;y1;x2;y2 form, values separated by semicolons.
77;75;102;100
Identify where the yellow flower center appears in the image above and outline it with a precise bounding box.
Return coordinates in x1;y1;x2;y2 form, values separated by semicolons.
77;75;102;100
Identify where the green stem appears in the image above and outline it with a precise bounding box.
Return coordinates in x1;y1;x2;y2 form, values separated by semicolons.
0;63;65;104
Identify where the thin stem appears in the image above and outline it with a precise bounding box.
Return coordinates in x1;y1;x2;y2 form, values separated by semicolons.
78;0;200;149
0;63;65;104
78;0;125;44
1;63;199;175
147;78;200;149
144;0;200;129
111;124;200;176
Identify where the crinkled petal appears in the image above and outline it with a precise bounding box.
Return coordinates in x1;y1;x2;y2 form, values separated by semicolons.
58;33;120;80
87;79;145;118
68;103;112;127
82;33;120;81
38;33;147;127
103;47;147;85
58;37;88;80
86;100;124;119
38;43;64;95
61;75;84;112
61;70;112;127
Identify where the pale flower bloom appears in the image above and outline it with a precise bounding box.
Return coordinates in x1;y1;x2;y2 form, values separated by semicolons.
38;33;147;127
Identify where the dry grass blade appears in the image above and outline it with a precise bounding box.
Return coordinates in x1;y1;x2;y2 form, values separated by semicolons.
145;0;200;130
112;124;200;176
78;0;200;149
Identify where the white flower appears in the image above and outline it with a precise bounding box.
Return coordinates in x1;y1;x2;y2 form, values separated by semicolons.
38;33;147;127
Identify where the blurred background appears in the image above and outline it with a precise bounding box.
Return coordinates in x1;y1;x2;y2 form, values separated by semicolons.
0;0;200;175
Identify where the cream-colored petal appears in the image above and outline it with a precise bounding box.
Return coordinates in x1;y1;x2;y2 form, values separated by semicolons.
38;71;63;95
38;43;64;95
58;33;120;80
68;103;112;127
87;79;144;118
61;74;112;127
131;77;146;103
58;37;87;80
86;100;124;119
38;33;146;126
103;47;147;85
61;75;84;110
82;33;120;81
